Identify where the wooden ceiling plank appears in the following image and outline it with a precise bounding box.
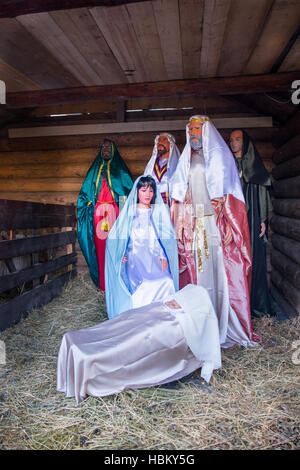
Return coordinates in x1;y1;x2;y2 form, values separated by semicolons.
217;0;274;76
5;72;299;108
200;0;231;77
17;12;103;86
50;8;127;84
246;0;300;74
90;5;147;83
0;18;81;88
125;1;167;81
179;0;204;79
152;0;183;80
0;1;152;18
0;58;42;93
279;36;300;72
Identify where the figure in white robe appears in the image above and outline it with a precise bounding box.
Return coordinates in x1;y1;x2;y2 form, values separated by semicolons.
144;133;180;205
170;115;260;347
125;206;175;309
105;176;179;319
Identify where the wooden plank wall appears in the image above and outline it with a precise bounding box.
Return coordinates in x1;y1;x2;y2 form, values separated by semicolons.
0;127;276;274
0;200;77;330
270;111;300;317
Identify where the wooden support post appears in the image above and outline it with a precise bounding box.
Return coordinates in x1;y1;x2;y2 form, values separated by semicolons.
31;229;39;287
116;101;126;123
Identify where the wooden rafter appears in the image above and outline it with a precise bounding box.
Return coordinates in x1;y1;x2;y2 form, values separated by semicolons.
270;24;300;73
5;72;299;108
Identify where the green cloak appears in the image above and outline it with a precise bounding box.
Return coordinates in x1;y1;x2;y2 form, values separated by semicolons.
234;130;274;317
77;139;133;287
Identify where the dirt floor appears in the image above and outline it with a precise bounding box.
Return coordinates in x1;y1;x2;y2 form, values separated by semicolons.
0;275;299;450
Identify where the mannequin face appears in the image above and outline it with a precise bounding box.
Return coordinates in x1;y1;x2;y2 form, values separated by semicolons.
157;135;170;159
188;121;203;150
137;185;154;208
229;130;243;158
102;140;112;160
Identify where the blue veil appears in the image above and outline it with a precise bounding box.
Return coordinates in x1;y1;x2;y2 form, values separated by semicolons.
105;176;179;319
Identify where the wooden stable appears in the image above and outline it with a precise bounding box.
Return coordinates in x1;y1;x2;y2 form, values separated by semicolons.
0;0;299;322
0;199;77;331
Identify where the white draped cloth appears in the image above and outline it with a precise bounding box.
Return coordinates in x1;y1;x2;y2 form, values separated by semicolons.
57;284;222;403
124;207;175;309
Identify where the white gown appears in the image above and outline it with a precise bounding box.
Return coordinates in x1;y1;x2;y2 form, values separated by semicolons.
125;207;175;308
188;150;257;348
57;285;222;403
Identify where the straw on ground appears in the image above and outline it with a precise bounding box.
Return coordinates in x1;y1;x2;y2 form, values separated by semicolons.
0;275;299;450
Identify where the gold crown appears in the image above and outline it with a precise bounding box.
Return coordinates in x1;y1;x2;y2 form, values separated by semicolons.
189;117;211;124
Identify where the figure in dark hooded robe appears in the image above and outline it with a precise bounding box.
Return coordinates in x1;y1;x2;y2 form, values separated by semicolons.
77;139;133;291
229;129;274;317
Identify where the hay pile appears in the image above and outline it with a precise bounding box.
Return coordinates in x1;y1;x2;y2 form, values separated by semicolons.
0;275;299;450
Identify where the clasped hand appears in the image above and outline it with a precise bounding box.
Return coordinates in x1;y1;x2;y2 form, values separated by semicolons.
122;254;168;272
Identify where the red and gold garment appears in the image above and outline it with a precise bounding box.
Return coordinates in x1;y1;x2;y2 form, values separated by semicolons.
94;176;119;291
153;158;168;204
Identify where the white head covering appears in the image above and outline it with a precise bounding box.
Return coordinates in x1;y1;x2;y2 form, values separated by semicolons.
144;133;180;182
170;115;245;203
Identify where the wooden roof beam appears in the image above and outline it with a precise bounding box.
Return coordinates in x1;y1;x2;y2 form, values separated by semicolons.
270;24;300;73
8;117;273;139
5;72;300;109
0;1;150;18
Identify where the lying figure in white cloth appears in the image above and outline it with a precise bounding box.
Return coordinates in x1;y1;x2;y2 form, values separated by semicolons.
57;283;257;404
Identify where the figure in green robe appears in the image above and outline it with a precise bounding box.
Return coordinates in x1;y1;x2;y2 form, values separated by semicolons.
77;139;133;290
230;129;274;317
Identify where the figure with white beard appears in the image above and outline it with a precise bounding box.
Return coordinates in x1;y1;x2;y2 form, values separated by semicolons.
144;133;180;206
170;116;260;347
